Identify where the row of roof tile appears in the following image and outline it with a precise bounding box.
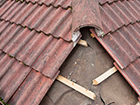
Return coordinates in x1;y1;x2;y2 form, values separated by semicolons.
98;0;140;5
0;20;73;78
100;0;140;35
114;58;140;97
0;0;72;41
91;0;140;69
0;0;7;7
91;22;140;99
0;51;59;105
19;0;72;9
90;0;140;98
91;21;140;69
104;22;140;68
19;0;139;9
1;0;139;41
0;0;75;104
99;0;118;5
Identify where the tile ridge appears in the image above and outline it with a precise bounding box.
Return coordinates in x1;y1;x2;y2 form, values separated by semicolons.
72;0;104;37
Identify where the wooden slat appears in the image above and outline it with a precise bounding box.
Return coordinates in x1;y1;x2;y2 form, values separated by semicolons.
93;67;117;85
57;75;96;100
78;39;88;47
136;101;140;105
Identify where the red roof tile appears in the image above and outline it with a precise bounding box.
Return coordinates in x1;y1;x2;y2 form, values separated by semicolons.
114;60;140;98
98;0;116;5
0;51;31;102
0;21;73;78
0;0;72;41
91;22;140;69
90;0;140;69
8;70;59;105
90;0;140;98
20;0;72;8
0;0;7;7
0;0;140;104
0;51;58;105
0;0;77;104
100;0;140;35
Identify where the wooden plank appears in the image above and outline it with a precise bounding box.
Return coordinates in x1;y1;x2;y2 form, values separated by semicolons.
78;39;88;47
93;67;117;85
136;101;140;105
57;75;96;100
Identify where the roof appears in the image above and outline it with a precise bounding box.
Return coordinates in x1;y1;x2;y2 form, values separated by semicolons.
0;0;72;41
0;0;78;104
0;51;59;105
0;0;6;7
90;0;140;99
114;60;140;97
0;21;73;78
0;0;140;104
20;0;72;9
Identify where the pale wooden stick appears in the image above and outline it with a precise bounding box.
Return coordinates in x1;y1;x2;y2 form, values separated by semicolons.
78;39;88;47
136;101;140;105
93;67;117;85
57;75;96;100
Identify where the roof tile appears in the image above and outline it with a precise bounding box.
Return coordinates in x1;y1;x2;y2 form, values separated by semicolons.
134;0;140;7
21;0;72;8
8;69;59;105
0;0;140;103
0;51;59;105
0;51;31;103
0;0;76;103
90;0;140;98
0;21;73;78
0;0;7;7
0;0;72;41
98;0;117;5
91;21;140;69
114;59;140;97
100;0;140;35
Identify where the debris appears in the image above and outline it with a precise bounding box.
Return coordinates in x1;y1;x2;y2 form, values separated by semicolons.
71;79;77;83
78;39;88;47
93;67;117;85
57;75;96;100
69;72;73;76
92;64;94;67
90;33;95;38
95;28;104;38
67;76;70;79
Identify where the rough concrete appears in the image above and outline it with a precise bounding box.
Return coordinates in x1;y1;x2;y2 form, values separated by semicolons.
40;28;138;105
